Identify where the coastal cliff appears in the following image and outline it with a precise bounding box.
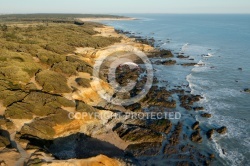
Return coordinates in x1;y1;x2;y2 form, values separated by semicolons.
0;20;226;166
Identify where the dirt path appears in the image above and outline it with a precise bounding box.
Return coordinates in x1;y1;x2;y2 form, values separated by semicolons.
10;133;29;166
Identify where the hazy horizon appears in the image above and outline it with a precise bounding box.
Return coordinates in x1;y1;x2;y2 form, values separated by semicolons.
1;13;250;15
1;0;250;14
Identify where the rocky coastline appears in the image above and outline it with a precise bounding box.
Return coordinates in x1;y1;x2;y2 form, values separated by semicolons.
0;22;227;166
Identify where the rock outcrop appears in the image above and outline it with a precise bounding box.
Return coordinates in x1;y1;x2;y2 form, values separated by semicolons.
179;94;202;110
177;55;189;59
201;113;212;118
0;130;11;149
244;88;250;93
216;126;227;135
206;129;215;140
113;123;163;143
181;63;197;66
155;60;176;65
5;92;75;119
191;131;203;143
192;121;200;130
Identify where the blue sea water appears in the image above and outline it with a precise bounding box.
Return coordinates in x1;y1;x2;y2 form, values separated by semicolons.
101;14;250;165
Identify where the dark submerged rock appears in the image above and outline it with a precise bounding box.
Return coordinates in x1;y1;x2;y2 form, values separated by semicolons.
177;55;189;59
201;113;212;118
168;122;182;145
148;119;172;134
190;131;203;143
193;107;204;111
181;63;198;66
155;60;176;65
149;49;174;58
244;88;250;93
206;129;215;140
216;126;227;134
192;121;200;130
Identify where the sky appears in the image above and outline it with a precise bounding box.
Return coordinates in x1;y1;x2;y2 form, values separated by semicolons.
0;0;250;14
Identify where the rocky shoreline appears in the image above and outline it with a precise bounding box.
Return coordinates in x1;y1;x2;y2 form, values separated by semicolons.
110;28;228;165
0;22;227;166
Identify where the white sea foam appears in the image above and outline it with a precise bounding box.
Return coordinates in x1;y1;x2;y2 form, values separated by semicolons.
186;74;195;94
208;113;249;165
204;53;213;58
182;44;211;56
194;60;205;67
192;66;209;72
197;60;205;65
212;138;226;158
199;90;250;165
187;69;249;165
206;88;242;100
180;43;189;52
211;137;245;166
186;74;217;94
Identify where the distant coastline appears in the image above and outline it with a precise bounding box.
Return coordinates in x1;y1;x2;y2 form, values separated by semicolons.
0;13;132;23
78;17;137;22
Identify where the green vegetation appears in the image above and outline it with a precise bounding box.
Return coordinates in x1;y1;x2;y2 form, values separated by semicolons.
0;20;120;91
0;14;127;23
0;51;42;83
76;101;97;112
0;24;8;31
5;92;75;119
66;56;93;74
0;15;121;141
35;70;71;93
0;90;27;106
0;22;120;53
20;109;73;139
51;61;78;76
0;18;120;90
75;77;91;88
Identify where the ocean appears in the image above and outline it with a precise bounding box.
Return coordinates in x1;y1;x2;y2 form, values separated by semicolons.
101;14;250;165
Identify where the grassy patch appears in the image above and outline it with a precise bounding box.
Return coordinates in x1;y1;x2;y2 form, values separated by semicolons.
51;61;77;76
75;78;91;88
36;70;71;93
5;92;75;119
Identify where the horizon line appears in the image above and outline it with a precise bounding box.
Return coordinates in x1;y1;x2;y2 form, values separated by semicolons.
1;12;250;15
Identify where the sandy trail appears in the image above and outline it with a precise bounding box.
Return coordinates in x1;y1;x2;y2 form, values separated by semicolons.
10;133;29;166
